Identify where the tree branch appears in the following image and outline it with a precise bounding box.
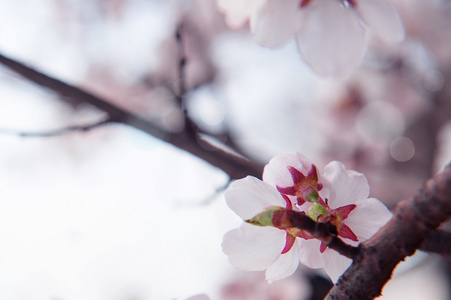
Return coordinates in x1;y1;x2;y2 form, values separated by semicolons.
326;163;451;300
420;229;451;259
0;52;263;180
171;23;252;160
272;209;360;260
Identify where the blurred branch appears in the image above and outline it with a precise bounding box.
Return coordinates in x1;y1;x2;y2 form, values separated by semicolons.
172;23;251;159
326;163;451;300
0;52;263;180
0;118;111;137
420;229;451;259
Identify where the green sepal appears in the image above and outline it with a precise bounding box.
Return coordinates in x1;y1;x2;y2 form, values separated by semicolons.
245;206;284;227
307;203;328;221
305;190;320;203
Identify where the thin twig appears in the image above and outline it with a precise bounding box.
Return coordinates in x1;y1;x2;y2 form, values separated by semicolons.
175;23;188;112
0;51;263;180
174;22;200;138
0;118;111;137
173;24;251;159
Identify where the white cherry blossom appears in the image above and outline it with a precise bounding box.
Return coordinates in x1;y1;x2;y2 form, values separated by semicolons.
217;0;405;77
222;176;306;282
222;153;392;283
264;153;392;282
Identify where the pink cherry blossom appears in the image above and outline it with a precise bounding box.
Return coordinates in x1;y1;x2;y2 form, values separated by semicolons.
264;153;392;282
217;0;405;77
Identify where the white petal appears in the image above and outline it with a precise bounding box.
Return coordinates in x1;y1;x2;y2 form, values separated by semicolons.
265;241;300;282
217;0;268;28
298;239;325;269
322;161;370;209
225;176;287;220
322;248;352;283
357;0;404;43
263;154;303;187
296;0;366;77
222;223;286;271
263;153;313;188
250;0;304;48
344;197;392;242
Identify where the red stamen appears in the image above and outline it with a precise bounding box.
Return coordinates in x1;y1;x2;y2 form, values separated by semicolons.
320;242;327;253
318;197;328;207
282;234;296;254
339;224;359;241
282;194;293;210
277;185;296;196
308;165;318;181
297;196;306;206
308;165;323;191
288;166;305;185
335;204;357;219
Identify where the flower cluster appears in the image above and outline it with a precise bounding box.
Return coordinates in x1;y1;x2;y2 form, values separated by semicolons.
222;153;392;283
217;0;405;77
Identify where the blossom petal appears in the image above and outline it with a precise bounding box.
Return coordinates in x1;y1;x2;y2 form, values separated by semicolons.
344;197;392;242
296;0;366;77
225;176;286;220
265;241;300;282
263;153;312;188
222;223;286;271
297;239;325;269
250;0;304;48
217;0;268;28
322;248;353;283
321;161;370;209
357;0;405;43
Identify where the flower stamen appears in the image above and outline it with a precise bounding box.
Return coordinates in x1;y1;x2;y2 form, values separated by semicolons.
277;165;323;205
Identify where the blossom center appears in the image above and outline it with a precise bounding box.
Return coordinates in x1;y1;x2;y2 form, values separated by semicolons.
282;227;313;254
314;202;359;252
276;165;323;205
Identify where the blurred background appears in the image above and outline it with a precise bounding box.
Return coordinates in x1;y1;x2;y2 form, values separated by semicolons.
0;0;450;299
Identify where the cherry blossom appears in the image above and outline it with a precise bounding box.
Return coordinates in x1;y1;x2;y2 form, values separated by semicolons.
222;153;392;283
222;176;308;282
264;153;392;282
217;0;405;77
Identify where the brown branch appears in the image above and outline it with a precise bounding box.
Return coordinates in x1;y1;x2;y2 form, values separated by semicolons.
272;209;360;260
326;163;451;300
172;23;252;160
420;229;451;259
0;52;263;180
